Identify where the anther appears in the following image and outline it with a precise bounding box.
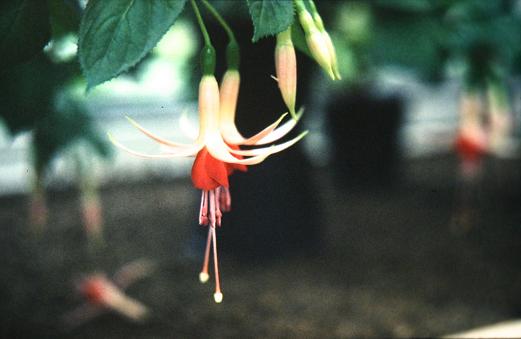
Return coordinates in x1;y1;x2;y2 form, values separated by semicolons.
199;272;209;283
213;292;223;303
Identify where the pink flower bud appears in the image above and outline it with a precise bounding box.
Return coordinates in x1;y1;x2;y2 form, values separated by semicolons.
275;28;297;117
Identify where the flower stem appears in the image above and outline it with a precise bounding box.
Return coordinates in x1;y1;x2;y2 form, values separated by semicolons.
191;0;216;75
294;0;307;15
191;0;211;47
306;0;325;32
201;0;240;70
201;0;236;44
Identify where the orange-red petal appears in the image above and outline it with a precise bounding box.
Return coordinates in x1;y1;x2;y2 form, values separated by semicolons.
225;144;248;175
455;134;487;162
191;148;229;190
81;278;106;305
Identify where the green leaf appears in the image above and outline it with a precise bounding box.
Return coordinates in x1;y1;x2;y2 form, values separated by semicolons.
0;0;51;69
78;0;187;89
247;0;294;42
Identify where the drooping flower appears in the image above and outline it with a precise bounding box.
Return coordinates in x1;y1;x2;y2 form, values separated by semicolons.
79;274;148;321
194;68;305;302
109;74;306;303
63;259;155;327
455;91;488;177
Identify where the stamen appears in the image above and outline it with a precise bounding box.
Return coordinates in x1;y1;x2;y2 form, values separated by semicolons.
199;227;212;283
199;191;209;225
218;187;231;212
214;189;222;227
211;226;223;303
209;190;217;227
223;187;232;212
217;187;225;211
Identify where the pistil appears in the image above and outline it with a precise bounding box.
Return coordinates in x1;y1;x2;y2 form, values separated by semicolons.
211;226;223;303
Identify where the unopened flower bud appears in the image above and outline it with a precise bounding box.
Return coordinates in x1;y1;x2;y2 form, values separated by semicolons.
306;28;335;79
307;0;341;80
297;4;316;34
296;3;335;79
275;28;297;118
322;31;341;80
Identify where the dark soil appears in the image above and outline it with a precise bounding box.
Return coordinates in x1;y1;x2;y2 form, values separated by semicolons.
1;155;520;338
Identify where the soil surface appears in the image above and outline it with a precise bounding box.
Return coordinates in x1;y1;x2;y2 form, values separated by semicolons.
1;155;520;338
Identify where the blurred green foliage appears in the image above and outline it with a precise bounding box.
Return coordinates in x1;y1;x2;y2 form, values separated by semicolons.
0;52;111;175
368;0;521;86
32;95;111;175
0;1;111;178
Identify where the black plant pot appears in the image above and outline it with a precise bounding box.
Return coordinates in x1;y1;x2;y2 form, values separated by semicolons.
327;87;403;189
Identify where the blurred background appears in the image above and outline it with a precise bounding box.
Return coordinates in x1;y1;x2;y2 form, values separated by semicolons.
1;0;521;337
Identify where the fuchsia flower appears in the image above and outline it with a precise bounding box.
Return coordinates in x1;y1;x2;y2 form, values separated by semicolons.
109;73;305;303
62;259;155;327
79;274;148;320
455;92;488;177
